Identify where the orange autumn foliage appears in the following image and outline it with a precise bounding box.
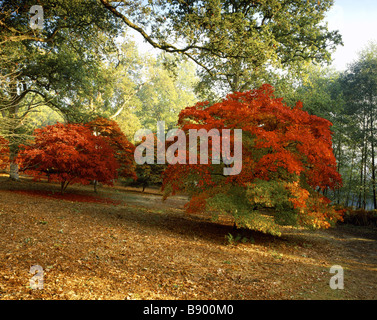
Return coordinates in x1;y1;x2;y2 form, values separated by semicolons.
86;117;136;180
162;84;343;234
0;136;9;170
17;122;120;192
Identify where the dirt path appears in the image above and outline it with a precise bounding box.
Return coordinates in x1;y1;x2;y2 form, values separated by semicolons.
0;178;376;300
315;226;377;299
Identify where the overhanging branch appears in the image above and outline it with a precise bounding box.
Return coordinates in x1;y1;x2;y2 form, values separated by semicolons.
99;0;214;76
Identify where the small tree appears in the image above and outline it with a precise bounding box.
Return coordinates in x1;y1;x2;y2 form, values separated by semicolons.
17;123;119;193
86;117;136;179
134;135;166;192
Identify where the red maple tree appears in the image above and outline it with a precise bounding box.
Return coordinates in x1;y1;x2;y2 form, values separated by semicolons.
162;84;343;235
17;122;120;193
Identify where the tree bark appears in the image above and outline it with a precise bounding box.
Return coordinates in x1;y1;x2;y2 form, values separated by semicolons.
335;137;342;204
60;181;70;194
345;147;356;207
9;162;19;180
370;100;377;209
9;146;19;180
357;113;367;209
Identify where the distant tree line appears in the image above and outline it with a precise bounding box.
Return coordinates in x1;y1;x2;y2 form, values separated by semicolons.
276;42;377;210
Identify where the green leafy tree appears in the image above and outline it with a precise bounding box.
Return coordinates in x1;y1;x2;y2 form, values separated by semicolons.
0;0;122;179
136;55;198;131
340;42;377;209
100;0;342;95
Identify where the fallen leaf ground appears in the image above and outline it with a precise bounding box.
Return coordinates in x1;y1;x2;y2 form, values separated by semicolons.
0;176;376;300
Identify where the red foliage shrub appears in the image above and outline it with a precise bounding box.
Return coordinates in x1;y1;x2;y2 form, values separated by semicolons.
17;122;120;193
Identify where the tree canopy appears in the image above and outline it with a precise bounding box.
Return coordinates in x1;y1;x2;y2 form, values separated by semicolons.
99;0;342;95
17;122;122;193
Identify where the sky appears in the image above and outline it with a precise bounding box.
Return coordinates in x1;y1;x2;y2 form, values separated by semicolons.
326;0;377;71
130;0;377;72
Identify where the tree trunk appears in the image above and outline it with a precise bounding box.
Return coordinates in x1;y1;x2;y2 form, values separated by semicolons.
363;155;367;210
9;162;19;180
371;135;376;210
370;102;377;209
358;140;366;208
358;111;368;209
9;149;19;180
363;122;368;210
335;137;342;204
60;181;70;194
345;147;356;207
